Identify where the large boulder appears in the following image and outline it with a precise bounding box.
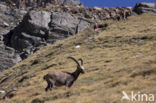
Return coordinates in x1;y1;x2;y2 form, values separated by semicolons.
133;2;156;14
4;10;94;59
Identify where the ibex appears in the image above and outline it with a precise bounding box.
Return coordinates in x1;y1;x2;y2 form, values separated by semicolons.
43;57;85;91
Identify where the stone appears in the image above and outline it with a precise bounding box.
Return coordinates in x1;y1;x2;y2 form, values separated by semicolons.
133;2;156;14
0;2;25;71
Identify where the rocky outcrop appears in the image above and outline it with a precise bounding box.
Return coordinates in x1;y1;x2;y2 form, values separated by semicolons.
133;2;156;14
43;5;132;21
4;10;94;60
0;0;81;9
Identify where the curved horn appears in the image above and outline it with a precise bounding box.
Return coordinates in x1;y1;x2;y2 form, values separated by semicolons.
79;58;83;65
67;57;80;67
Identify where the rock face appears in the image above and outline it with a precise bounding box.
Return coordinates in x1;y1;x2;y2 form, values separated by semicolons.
0;3;26;71
4;10;94;60
0;43;21;72
0;3;26;27
133;3;156;14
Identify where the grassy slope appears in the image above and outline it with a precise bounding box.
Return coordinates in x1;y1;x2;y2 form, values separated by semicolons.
0;14;156;103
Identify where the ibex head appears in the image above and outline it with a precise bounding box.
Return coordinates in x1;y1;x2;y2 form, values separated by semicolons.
68;57;85;74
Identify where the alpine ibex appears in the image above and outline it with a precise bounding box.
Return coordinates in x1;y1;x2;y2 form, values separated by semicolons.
43;57;85;91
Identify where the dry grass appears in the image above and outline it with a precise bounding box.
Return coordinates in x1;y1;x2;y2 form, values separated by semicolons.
0;14;156;103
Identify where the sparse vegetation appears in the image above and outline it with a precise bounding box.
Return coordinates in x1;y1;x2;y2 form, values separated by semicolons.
0;14;156;103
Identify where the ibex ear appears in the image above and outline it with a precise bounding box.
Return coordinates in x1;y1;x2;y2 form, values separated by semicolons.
79;58;83;66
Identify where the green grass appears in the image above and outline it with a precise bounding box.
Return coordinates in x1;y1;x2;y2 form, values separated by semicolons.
0;14;156;103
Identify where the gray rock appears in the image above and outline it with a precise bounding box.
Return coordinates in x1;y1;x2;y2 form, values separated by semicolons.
28;10;51;29
133;3;156;14
4;10;94;60
0;2;25;72
0;43;21;72
0;3;26;27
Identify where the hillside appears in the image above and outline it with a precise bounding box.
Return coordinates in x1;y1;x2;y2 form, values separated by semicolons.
0;14;156;103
